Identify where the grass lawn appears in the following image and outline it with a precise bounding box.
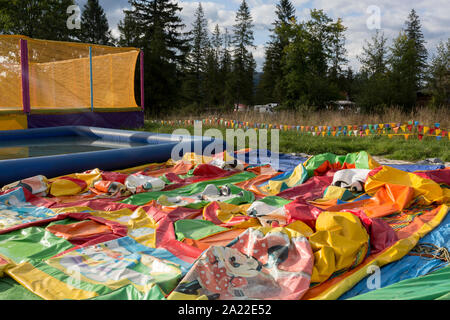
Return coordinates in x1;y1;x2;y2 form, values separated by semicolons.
141;121;450;162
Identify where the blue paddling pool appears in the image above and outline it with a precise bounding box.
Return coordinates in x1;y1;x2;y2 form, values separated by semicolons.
0;126;222;186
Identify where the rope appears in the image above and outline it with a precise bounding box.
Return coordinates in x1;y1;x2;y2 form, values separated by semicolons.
409;243;450;263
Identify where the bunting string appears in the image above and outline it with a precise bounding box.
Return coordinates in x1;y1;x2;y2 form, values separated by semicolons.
150;118;449;141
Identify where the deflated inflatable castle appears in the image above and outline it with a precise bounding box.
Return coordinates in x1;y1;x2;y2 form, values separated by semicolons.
0;149;448;300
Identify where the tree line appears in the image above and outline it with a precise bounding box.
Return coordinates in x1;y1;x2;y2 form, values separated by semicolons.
1;0;448;116
257;2;449;113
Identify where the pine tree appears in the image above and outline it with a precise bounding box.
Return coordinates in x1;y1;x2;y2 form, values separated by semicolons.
183;3;210;107
231;0;256;107
427;39;450;107
77;0;112;45
256;45;277;104
355;30;390;112
305;9;333;77
282;9;343;109
258;0;296;104
221;28;234;108
204;25;224;107
329;18;348;82
405;9;428;89
119;0;189;115
389;31;417;110
358;30;388;76
129;0;188;63
117;11;140;47
275;0;296;25
190;3;209;74
211;24;223;63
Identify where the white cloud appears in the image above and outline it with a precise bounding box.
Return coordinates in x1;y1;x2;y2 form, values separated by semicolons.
108;7;127;39
251;44;267;71
178;1;235;32
251;4;277;31
97;0;449;71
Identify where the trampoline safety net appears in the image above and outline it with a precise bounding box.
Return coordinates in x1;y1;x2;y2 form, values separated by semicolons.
0;35;140;111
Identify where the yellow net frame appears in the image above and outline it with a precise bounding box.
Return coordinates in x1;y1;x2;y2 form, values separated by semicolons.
0;35;141;113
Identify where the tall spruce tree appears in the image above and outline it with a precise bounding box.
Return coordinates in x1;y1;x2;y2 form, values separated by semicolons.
221;28;234;108
231;0;256;107
77;0;112;45
204;25;224;107
119;0;189;115
183;3;210;107
211;24;223;62
256;44;277;104
389;31;417;110
358;30;388;76
427;39;450;107
329;18;348;83
258;0;296;104
117;11;140;47
355;30;390;112
282;9;343;109
405;9;428;89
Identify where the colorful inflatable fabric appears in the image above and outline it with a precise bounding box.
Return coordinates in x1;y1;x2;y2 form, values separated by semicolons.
0;151;448;300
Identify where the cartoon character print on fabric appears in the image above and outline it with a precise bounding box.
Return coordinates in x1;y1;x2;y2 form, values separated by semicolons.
0;209;22;229
174;246;281;300
56;243;154;286
51;238;182;290
229;228;313;299
0;189;56;230
172;228;314;300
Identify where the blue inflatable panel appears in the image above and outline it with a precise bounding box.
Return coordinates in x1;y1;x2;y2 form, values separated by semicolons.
278;153;308;172
340;207;450;300
234;149;307;172
384;164;445;172
0;126;224;186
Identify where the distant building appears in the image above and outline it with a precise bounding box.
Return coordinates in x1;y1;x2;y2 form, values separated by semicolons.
234;103;249;112
253;103;278;113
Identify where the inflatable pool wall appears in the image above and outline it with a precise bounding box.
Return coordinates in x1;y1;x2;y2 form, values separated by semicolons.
0;126;225;186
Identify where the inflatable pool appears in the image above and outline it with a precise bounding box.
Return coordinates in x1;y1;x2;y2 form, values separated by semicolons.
0;126;222;186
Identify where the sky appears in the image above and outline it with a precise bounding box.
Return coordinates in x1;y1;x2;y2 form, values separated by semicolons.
76;0;450;72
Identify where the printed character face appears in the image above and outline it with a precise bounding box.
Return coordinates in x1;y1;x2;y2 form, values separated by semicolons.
1;195;23;207
0;209;19;218
212;246;262;278
0;209;21;226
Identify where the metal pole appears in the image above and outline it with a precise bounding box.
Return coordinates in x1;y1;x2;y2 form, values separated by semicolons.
140;50;144;111
20;39;31;114
89;46;94;112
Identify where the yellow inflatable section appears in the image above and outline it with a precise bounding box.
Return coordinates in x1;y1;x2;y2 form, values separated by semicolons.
0;114;27;130
365;166;450;205
259;163;308;195
308;212;369;283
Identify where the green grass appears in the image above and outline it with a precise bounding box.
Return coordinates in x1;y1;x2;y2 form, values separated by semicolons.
140;121;450;162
